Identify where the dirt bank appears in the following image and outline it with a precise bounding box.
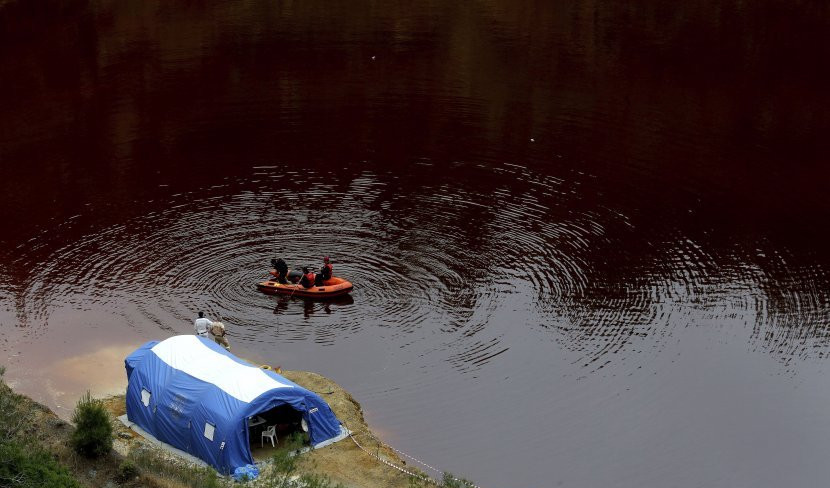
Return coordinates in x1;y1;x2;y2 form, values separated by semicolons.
104;369;421;488
6;368;427;488
281;370;420;488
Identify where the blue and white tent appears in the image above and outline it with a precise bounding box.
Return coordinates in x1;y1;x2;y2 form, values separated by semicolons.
124;335;346;473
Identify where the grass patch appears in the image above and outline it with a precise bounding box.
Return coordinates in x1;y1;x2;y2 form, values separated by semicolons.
407;472;477;488
0;365;84;488
254;433;344;488
125;432;345;488
127;446;225;488
0;441;84;488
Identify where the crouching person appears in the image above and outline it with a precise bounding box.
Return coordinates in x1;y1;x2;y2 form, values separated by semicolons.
210;321;231;351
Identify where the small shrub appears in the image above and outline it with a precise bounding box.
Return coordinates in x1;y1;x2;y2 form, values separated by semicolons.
0;367;32;440
408;474;432;488
441;472;476;488
70;391;113;458
270;445;298;476
117;459;139;482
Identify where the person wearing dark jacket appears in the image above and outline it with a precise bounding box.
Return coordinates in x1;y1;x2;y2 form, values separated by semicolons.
271;258;289;284
319;256;333;281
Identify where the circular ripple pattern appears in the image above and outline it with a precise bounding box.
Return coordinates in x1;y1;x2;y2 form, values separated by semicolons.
4;162;830;488
6;162;830;376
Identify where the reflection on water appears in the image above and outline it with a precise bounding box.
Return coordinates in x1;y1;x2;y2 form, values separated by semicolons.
271;295;355;317
1;1;830;487
2;339;139;418
3;165;830;487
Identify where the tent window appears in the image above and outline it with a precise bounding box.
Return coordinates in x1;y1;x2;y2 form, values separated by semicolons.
141;389;151;407
204;422;215;441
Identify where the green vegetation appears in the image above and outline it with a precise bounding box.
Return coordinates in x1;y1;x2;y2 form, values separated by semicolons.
259;433;343;488
407;472;476;488
0;366;83;488
439;472;476;488
116;459;139;483
70;391;113;458
128;446;223;488
0;441;83;488
126;431;344;487
295;473;340;488
269;433;304;476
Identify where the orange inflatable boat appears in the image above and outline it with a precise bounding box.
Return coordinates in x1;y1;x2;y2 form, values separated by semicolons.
256;275;354;299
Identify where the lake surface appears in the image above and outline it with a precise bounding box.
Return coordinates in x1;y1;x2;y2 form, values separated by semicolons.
2;1;830;487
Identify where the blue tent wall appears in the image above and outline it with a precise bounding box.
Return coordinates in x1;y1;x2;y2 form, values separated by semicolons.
125;336;343;473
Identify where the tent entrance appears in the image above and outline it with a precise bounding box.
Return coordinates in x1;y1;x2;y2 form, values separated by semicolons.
248;404;309;460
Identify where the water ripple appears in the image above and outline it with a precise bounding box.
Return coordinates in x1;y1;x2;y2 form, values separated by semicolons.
5;163;830;380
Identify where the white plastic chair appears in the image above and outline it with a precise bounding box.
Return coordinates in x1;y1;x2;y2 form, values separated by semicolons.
261;425;277;447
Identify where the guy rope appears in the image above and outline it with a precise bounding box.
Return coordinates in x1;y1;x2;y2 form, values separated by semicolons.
348;430;484;488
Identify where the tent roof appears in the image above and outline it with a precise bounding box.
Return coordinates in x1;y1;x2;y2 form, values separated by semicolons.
149;335;294;402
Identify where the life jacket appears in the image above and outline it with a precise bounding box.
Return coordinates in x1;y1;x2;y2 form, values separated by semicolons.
302;272;316;288
322;263;333;279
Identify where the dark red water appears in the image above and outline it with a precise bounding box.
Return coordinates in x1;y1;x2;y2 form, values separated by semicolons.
2;1;830;486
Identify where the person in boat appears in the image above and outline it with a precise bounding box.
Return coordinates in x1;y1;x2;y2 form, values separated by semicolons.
287;268;303;284
271;258;289;284
271;258;288;285
315;256;332;286
209;321;231;351
319;256;333;281
300;267;316;288
194;311;211;338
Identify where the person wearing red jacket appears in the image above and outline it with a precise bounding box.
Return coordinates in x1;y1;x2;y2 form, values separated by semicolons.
321;256;333;279
300;267;316;288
